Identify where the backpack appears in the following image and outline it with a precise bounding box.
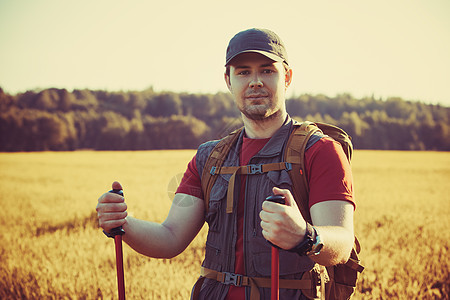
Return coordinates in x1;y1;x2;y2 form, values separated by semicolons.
200;120;364;300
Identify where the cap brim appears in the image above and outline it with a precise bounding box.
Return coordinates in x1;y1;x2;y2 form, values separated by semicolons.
225;50;284;66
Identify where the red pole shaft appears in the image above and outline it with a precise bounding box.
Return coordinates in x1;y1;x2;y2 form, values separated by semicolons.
271;247;279;300
114;235;126;300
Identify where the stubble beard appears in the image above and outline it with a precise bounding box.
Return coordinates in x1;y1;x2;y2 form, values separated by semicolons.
239;89;264;117
240;95;279;121
242;105;274;121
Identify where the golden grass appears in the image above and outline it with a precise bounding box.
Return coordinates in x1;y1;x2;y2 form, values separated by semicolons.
0;150;448;299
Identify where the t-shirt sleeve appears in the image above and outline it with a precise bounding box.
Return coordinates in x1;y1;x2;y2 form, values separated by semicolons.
305;137;355;209
175;154;204;199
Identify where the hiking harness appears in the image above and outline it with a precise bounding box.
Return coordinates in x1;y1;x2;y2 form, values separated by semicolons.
192;266;327;300
194;121;364;300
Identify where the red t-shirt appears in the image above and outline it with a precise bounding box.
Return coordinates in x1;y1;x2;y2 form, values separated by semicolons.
176;136;354;299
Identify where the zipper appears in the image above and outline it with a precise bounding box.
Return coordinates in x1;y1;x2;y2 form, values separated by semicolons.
225;142;240;277
252;173;264;239
252;187;258;238
243;174;249;300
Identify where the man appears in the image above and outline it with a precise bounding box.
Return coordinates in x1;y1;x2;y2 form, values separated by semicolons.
96;28;355;299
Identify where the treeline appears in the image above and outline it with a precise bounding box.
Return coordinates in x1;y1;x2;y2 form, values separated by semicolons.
0;87;449;151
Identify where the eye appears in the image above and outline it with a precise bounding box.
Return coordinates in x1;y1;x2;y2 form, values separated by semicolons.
262;69;275;74
237;70;250;75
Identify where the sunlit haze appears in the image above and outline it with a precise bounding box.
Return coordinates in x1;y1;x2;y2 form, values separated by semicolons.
1;0;449;105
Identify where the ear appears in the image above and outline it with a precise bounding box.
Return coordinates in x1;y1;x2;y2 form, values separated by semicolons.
224;72;232;92
285;67;293;89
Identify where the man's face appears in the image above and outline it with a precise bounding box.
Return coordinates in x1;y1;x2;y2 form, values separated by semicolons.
225;52;292;121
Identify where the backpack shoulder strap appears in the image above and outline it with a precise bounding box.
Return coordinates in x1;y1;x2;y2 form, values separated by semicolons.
287;120;355;222
201;127;243;213
287;121;365;295
285;121;322;223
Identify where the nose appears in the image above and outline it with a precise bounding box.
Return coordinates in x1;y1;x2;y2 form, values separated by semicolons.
249;74;263;88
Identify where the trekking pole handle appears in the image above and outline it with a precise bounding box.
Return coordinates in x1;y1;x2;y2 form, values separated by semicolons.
103;189;126;238
265;195;285;205
265;195;286;249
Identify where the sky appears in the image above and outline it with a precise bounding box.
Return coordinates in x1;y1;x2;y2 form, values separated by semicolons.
1;0;449;106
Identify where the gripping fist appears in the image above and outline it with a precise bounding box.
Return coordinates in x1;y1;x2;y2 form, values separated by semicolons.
96;181;128;232
260;187;307;250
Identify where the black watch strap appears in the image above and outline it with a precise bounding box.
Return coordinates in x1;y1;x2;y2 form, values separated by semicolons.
288;222;315;256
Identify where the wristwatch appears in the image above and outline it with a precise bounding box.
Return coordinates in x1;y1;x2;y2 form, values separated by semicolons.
288;223;323;256
306;226;323;256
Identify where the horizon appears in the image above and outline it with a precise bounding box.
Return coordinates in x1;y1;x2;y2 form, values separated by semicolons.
1;0;449;106
1;85;448;108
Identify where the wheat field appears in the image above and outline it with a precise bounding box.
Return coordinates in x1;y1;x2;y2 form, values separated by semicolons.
0;150;449;299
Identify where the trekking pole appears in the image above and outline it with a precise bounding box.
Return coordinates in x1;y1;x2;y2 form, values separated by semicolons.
107;189;126;300
265;195;286;300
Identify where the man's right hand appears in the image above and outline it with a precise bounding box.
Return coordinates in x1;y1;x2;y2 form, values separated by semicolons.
96;181;128;233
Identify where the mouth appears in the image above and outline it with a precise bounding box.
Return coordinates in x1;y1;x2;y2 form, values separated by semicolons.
245;94;269;101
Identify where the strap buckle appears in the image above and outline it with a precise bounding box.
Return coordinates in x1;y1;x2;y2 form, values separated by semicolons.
210;166;217;175
248;164;263;174
284;162;292;171
222;272;243;287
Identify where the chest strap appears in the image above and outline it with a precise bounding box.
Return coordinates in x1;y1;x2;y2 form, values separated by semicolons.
210;162;293;213
192;267;322;300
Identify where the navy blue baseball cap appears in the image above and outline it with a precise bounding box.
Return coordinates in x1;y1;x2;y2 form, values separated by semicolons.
225;28;289;66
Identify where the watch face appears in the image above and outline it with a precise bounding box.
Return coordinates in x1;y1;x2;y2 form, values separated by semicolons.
307;232;323;256
311;243;323;255
316;243;324;253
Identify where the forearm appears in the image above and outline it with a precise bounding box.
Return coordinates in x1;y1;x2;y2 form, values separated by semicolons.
310;225;353;266
121;194;205;259
121;216;182;259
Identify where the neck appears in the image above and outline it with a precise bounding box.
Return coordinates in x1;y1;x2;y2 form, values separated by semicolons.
242;111;289;139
